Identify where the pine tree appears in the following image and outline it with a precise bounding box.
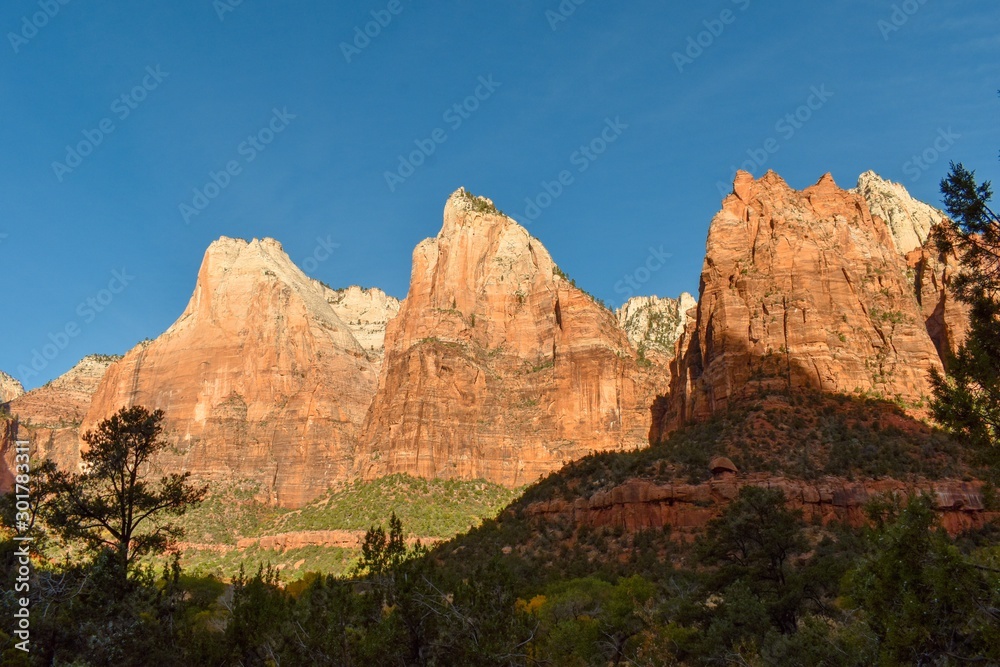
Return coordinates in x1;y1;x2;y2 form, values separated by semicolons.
931;155;1000;471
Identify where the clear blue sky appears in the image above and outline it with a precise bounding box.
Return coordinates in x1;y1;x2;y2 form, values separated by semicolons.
2;0;998;390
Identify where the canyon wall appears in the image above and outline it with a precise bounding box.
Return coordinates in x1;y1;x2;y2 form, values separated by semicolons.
357;190;668;487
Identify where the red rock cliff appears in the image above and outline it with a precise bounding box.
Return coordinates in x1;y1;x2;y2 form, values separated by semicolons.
82;238;384;507
6;355;115;473
657;171;950;437
357;190;667;487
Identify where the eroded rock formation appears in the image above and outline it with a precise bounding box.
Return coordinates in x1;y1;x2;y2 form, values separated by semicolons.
616;293;696;368
0;371;24;404
657;171;949;436
854;171;969;362
7;355;116;472
82;238;382;507
525;476;993;538
357;189;668;487
321;284;400;368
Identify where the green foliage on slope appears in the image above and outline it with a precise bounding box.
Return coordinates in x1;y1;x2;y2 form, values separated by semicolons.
273;474;522;539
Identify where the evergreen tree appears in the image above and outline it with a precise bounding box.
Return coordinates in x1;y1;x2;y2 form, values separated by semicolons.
44;406;207;584
932;153;1000;470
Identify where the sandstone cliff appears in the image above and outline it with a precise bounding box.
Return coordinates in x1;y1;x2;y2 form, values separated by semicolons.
657;171;949;435
0;416;18;491
357;189;668;487
82;237;380;507
525;475;992;538
320;284;400;367
616;293;696;368
853;171;969;363
0;371;24;404
6;355;116;471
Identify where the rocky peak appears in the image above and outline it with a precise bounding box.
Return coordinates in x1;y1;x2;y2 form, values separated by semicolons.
0;371;24;404
80;236;381;507
175;236;362;354
402;188;558;358
319;285;401;365
853;170;946;255
359;189;664;486
656;170;945;436
616;293;697;364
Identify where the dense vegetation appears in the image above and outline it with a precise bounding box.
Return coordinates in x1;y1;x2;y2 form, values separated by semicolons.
167;474;521;578
932;155;1000;473
3;389;998;665
525;389;986;508
5;482;996;665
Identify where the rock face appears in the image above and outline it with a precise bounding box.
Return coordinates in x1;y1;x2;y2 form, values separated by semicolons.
0;371;24;404
7;355;116;471
320;285;400;367
357;189;666;487
616;293;696;367
657;171;948;435
853;170;945;255
853;171;969;362
525;476;994;538
0;416;19;491
82;237;381;507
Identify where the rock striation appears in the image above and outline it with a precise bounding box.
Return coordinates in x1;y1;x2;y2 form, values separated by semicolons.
853;171;969;363
357;189;667;487
656;171;950;437
82;238;382;507
0;371;24;404
525;476;993;538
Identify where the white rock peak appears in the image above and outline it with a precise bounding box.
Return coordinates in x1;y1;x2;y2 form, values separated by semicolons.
853;171;948;255
0;370;24;403
616;293;697;357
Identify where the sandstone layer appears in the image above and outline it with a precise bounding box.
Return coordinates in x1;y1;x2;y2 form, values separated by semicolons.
357;190;668;487
525;475;993;538
82;238;382;507
656;171;952;436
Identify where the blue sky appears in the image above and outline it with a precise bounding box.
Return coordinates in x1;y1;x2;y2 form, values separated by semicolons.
2;0;998;390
